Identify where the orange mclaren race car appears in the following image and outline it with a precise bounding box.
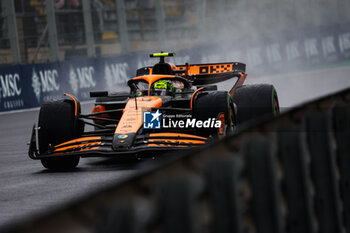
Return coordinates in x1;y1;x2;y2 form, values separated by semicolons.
28;52;279;169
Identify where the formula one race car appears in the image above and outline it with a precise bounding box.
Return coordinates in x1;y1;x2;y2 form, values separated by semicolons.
28;52;279;169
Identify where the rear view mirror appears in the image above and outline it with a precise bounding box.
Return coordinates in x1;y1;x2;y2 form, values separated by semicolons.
90;91;108;98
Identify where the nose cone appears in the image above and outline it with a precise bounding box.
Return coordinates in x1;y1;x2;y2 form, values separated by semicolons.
112;133;136;151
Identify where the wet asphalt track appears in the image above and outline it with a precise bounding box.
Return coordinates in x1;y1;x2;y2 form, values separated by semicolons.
0;65;349;227
0;104;152;226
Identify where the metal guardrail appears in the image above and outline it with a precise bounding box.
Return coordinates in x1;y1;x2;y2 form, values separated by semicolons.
2;86;350;232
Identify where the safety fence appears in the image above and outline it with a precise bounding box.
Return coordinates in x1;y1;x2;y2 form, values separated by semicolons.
0;22;350;113
0;0;202;63
1;85;350;233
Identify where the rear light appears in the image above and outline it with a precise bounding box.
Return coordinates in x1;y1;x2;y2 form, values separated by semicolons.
218;113;226;139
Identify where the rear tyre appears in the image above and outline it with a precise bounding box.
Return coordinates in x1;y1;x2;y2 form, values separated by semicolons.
193;91;234;137
38;99;83;169
94;92;129;128
233;84;279;125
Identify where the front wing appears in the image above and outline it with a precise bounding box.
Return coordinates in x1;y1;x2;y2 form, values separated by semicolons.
29;127;208;159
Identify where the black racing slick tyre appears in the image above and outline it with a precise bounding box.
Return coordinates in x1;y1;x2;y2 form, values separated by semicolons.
233;84;279;125
38;99;84;169
193;91;235;137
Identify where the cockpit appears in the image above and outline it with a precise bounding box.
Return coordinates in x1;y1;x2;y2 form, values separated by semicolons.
128;75;191;97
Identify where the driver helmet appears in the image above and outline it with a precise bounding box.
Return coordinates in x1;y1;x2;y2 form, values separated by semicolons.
151;80;175;96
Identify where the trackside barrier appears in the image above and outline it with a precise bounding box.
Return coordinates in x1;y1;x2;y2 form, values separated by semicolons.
1;88;350;233
279;124;316;233
306;112;343;232
1;22;350;113
333;103;350;232
244;138;284;233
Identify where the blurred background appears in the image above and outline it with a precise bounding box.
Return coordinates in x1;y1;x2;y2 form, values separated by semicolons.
0;0;349;112
0;0;349;64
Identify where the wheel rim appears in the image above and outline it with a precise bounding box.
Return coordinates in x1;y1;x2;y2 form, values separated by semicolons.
227;95;234;133
229;108;234;132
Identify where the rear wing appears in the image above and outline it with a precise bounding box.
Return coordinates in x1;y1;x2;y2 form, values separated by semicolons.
136;62;246;85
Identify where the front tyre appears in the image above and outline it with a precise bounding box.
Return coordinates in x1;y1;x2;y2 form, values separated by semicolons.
41;156;80;170
193;91;235;137
38;99;83;169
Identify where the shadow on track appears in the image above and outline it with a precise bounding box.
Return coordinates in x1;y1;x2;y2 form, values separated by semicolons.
31;156;166;174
